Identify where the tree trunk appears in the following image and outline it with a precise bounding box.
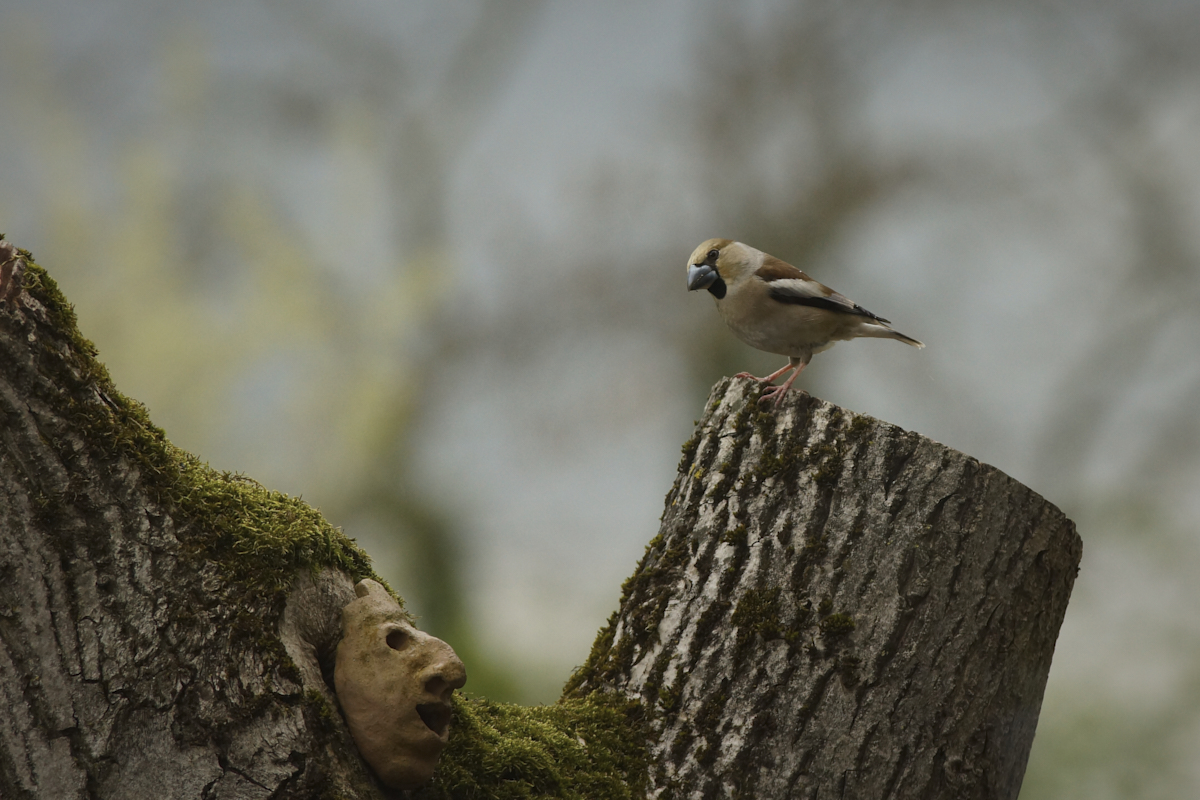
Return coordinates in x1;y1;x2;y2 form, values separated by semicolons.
0;258;390;798
566;379;1082;800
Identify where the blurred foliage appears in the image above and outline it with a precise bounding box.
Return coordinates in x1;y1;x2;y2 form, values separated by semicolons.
0;0;545;700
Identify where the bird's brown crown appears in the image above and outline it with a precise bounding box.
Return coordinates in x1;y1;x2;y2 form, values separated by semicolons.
688;238;734;268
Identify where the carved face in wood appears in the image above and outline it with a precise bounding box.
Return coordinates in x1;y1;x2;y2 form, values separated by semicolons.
334;579;467;789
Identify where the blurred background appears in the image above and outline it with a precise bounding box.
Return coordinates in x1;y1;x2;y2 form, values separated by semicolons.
2;0;1199;795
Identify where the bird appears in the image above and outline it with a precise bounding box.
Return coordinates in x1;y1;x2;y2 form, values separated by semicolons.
686;238;923;407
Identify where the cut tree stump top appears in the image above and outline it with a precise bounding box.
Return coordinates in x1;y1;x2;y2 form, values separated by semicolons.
567;378;1082;800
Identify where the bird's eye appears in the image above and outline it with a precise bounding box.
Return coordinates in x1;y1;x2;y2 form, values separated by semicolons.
707;249;719;260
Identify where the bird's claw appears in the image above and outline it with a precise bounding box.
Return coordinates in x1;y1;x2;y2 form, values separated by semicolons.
757;385;808;408
758;386;786;407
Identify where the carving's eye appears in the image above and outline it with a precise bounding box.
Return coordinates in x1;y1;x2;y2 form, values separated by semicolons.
707;249;719;260
386;629;409;650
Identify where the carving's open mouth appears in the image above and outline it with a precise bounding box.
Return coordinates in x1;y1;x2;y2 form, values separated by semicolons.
416;702;452;738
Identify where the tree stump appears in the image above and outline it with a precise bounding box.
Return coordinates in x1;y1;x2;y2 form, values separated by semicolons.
566;379;1082;800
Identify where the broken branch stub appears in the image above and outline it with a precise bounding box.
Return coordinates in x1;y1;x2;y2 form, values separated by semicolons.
569;378;1081;800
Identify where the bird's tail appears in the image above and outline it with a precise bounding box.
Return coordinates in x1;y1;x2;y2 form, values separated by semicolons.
890;329;925;349
861;323;925;349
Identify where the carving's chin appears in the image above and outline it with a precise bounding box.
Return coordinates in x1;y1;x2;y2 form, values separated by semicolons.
380;744;441;789
398;711;451;755
345;714;448;789
378;758;438;790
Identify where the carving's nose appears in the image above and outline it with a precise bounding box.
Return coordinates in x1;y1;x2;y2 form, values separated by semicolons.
423;644;467;701
415;643;466;737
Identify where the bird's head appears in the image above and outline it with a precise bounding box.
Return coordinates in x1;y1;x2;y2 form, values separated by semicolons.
687;239;757;299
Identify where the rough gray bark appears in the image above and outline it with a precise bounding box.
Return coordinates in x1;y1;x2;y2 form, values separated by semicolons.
0;260;391;798
569;379;1082;800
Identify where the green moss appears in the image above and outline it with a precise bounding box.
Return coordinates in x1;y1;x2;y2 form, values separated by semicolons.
428;693;648;800
818;613;856;637
731;587;788;648
752;406;775;438
566;530;693;696
729;395;755;435
21;261;104;372
690;678;730;767
640;646;675;714
657;682;682;715
720;524;748;549
836;653;862;688
704;473;728;501
751;429;807;481
303;689;339;730
564;612;619;696
677;434;700;474
803;533;829;561
669;722;693;764
848;414;873;437
686;598;731;662
747;402;860;486
731;586;783;647
751;449;790;480
177;471;378;594
809;442;844;486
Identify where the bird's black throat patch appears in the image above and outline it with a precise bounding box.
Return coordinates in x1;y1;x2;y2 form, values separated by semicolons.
706;276;727;299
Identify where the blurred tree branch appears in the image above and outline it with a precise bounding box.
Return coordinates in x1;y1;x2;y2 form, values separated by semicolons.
1036;4;1200;498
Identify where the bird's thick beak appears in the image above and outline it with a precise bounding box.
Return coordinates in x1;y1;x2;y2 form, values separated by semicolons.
687;263;718;292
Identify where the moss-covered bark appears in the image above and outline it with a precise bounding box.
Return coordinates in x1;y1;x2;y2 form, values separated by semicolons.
0;247;394;797
415;694;648;800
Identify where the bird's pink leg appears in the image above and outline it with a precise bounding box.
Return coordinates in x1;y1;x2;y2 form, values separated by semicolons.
758;357;809;407
734;361;794;385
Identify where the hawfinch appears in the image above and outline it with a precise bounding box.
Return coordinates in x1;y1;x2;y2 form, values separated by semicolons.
687;239;924;407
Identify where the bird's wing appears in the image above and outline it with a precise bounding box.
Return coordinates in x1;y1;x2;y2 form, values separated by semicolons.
755;256;890;324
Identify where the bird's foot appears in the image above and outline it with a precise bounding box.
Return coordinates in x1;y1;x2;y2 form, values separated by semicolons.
758;384;787;407
734;371;767;382
757;384;807;408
